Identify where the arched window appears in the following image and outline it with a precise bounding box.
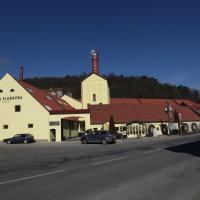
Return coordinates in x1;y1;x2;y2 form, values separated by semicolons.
10;89;15;92
0;89;3;93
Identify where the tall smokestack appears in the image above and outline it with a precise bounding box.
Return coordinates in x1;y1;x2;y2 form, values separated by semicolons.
20;65;24;81
91;49;99;74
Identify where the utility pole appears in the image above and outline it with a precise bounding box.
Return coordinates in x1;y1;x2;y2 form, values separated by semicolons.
165;103;173;135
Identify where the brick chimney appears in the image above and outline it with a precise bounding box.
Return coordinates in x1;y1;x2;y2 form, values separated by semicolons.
19;65;24;81
91;49;99;74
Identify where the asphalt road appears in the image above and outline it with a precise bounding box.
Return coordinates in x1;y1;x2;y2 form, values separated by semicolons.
0;134;200;200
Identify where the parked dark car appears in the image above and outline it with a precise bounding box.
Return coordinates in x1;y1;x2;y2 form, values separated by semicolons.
3;134;35;144
81;130;116;144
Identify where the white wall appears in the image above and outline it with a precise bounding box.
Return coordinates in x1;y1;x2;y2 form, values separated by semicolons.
81;74;110;109
61;95;82;109
0;74;49;141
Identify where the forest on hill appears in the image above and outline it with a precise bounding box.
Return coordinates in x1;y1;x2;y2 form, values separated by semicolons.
25;74;200;103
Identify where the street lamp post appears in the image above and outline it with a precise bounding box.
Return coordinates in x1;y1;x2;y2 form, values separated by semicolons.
165;103;173;135
174;109;181;135
178;112;182;136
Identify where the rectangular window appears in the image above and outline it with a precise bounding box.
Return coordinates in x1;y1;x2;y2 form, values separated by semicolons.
28;124;33;128
49;121;60;126
93;94;96;102
15;105;21;112
3;125;8;129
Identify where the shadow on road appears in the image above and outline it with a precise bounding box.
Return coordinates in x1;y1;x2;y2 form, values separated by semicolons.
166;140;200;157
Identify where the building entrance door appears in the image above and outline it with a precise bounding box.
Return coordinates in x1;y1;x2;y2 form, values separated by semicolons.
50;129;56;141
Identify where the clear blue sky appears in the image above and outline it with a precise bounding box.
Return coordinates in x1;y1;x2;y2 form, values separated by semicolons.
0;0;200;89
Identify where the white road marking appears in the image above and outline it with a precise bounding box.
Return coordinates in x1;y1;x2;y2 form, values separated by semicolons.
143;148;163;154
92;156;130;166
0;169;66;185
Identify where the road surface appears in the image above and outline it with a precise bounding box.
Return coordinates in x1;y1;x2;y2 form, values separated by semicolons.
0;134;200;200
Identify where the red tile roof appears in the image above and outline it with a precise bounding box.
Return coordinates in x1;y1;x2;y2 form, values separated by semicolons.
110;98;141;105
89;103;200;125
190;104;200;111
18;80;74;112
139;99;177;105
134;104;168;122
174;99;196;106
174;105;200;121
134;104;200;122
111;98;200;109
89;104;140;125
111;98;180;105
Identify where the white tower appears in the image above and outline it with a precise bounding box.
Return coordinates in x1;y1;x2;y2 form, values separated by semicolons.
81;50;110;109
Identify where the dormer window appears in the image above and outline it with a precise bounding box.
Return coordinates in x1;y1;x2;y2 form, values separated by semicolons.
46;96;52;100
10;89;15;92
27;88;33;94
44;105;52;111
93;94;96;102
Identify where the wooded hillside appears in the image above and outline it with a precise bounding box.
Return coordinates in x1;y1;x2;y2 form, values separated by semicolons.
25;74;200;103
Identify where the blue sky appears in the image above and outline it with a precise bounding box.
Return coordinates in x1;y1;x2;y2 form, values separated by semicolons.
0;0;200;89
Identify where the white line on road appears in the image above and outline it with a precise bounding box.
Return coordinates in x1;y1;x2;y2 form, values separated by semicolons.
0;169;66;186
143;148;163;154
92;156;130;166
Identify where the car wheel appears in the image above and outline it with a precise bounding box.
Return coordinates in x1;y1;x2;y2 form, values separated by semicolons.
7;140;11;144
102;139;108;145
24;140;28;144
82;139;88;144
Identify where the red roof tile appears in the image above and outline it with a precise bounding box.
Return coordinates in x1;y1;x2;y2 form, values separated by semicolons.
110;98;141;104
135;104;200;122
111;98;199;107
89;103;200;125
190;104;200;111
18;80;74;112
174;105;200;121
139;99;177;105
89;104;140;124
134;104;167;122
111;98;179;105
174;99;195;106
